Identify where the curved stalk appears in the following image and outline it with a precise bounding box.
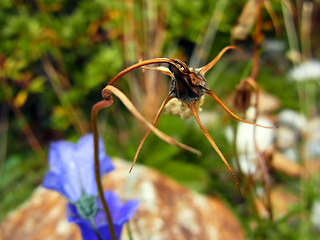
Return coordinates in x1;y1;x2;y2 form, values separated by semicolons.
91;100;117;240
189;103;241;193
199;46;238;75
130;95;174;172
206;89;275;129
108;58;177;85
102;85;201;157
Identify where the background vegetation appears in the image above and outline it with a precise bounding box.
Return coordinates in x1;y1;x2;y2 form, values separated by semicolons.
1;0;320;239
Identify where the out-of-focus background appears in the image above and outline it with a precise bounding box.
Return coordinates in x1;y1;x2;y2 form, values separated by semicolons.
1;0;320;238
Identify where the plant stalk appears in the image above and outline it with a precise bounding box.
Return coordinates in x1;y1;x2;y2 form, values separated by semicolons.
91;100;117;240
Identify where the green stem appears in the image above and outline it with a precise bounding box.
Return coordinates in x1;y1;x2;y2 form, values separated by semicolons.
91;100;117;240
126;220;134;240
89;218;104;240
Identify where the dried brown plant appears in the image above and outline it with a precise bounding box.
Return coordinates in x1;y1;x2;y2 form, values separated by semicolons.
90;44;277;238
99;46;273;192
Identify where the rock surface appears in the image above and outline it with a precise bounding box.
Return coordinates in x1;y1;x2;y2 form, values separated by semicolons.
0;159;245;240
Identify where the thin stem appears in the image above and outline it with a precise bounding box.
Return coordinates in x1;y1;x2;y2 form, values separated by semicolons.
250;1;274;220
252;80;273;220
301;1;313;60
250;0;262;80
130;95;174;172
232;123;244;179
89;218;104;240
251;80;273;220
141;65;174;78
199;46;238;75
206;89;275;129
126;220;134;240
108;58;177;85
91;100;117;240
281;0;300;56
264;0;280;37
189;103;241;193
102;85;201;156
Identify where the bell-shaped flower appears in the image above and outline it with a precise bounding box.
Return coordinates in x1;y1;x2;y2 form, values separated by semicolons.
42;133;114;202
67;191;139;240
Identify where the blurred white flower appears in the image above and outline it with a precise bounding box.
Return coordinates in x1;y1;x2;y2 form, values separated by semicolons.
226;117;275;155
288;60;320;82
226;117;275;175
235;154;257;175
278;109;307;131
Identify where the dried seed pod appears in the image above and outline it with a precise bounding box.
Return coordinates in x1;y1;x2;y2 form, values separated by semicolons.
164;96;204;119
233;79;253;113
99;46;274;193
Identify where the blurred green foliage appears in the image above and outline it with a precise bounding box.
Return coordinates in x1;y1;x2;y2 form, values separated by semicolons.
1;0;320;239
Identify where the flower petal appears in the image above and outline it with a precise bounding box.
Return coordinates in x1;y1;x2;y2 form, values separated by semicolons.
97;224;123;240
46;141;82;201
43;134;114;202
115;199;140;224
67;191;138;240
42;171;72;200
75;134;114;197
95;191;139;224
66;203;80;222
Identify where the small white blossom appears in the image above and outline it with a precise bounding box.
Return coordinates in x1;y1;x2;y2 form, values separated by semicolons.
226;117;275;155
235;154;257;175
288;60;320;82
278;109;307;132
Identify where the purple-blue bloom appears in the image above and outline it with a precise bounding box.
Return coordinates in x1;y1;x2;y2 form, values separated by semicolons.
67;191;139;240
42;134;114;202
